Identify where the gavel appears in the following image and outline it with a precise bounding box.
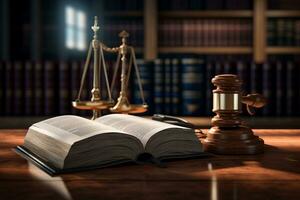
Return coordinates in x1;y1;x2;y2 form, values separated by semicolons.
203;74;266;155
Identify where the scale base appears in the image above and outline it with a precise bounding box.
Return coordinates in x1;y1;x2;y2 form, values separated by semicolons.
72;100;114;110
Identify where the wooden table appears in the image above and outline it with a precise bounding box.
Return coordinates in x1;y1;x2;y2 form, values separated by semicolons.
1;129;300;200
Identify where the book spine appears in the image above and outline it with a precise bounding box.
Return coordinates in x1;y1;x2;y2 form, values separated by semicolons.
34;61;44;116
71;61;80;115
275;60;286;116
154;59;164;114
24;61;34;115
181;57;205;116
164;58;172;114
0;62;3;115
276;19;285;46
79;60;89;116
133;59;153;114
262;62;275;116
44;61;56;116
267;19;276;46
171;58;180;115
205;61;215;116
296;20;300;46
13;62;24;116
285;19;294;46
286;61;297;116
236;61;250;93
58;61;71;115
183;20;190;46
250;62;263;116
4;62;13;115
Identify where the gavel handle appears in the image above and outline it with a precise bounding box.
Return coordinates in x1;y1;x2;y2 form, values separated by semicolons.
242;94;267;108
241;94;267;115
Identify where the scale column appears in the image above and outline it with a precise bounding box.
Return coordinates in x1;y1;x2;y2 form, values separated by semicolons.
91;16;101;119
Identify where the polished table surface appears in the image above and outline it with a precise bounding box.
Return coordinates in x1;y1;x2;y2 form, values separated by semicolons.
0;129;300;200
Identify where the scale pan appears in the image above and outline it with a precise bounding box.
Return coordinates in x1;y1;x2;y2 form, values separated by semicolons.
110;104;148;114
72;100;114;110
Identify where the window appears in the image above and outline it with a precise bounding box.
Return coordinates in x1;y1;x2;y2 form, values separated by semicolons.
65;6;86;50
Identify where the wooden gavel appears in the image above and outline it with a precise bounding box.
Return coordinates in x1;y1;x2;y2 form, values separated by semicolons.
204;74;265;155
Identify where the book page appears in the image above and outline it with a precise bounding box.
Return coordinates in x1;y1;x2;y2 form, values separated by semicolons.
95;114;187;146
33;115;122;144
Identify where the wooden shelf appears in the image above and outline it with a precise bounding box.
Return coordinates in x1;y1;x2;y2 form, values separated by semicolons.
103;11;143;17
159;10;253;18
267;10;300;17
266;47;300;54
159;47;252;54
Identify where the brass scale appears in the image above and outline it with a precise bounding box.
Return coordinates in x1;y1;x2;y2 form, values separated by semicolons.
72;16;148;119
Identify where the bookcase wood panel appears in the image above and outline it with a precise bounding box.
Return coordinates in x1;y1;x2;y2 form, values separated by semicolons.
266;47;300;54
144;0;157;60
159;47;252;54
254;0;267;63
103;11;143;17
267;10;300;17
159;11;253;18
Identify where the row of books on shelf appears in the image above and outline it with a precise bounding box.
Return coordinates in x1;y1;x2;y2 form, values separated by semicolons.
99;18;300;48
102;19;144;47
268;19;300;46
158;0;252;10
0;61;113;116
133;56;300;116
158;19;252;47
0;57;299;117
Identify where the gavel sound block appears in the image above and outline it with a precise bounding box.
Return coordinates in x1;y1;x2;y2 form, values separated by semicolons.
203;74;266;154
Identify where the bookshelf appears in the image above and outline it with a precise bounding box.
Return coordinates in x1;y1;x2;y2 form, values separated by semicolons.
1;0;300;124
99;0;300;62
140;0;300;62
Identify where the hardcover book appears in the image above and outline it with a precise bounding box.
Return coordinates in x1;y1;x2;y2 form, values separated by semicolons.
16;114;205;175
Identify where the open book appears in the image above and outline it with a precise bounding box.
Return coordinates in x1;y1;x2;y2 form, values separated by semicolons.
15;114;204;175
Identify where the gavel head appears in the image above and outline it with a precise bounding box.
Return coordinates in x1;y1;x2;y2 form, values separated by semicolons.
212;74;267;115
